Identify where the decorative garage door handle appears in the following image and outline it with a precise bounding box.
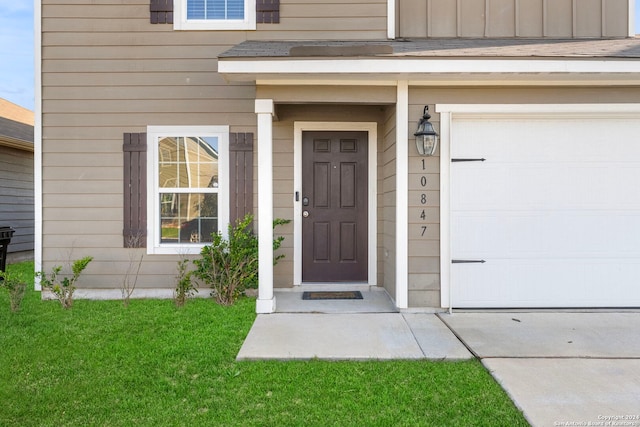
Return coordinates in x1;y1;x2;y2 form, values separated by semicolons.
451;158;486;162
452;259;486;264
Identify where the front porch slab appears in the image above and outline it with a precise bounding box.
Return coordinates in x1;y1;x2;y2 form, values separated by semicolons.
273;289;397;314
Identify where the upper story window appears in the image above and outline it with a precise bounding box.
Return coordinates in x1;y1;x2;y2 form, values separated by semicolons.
147;126;229;254
174;0;256;30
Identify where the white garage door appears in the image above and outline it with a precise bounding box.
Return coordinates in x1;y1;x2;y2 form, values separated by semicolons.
451;115;640;308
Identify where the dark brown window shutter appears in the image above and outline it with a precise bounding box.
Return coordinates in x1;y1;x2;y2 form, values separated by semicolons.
150;0;173;24
123;133;147;248
256;0;280;23
229;133;254;225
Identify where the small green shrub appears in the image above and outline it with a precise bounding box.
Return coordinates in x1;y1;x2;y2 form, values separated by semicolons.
175;257;197;307
37;256;93;309
0;270;27;312
193;214;289;306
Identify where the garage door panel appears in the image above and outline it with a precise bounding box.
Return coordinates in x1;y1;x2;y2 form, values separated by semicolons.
451;114;640;308
452;119;640;162
453;163;640;211
453;259;640;308
453;211;640;259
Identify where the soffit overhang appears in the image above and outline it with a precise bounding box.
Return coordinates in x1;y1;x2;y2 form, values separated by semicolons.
218;38;640;86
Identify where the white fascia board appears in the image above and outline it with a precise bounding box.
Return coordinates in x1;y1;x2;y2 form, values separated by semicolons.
256;78;640;87
436;103;640;116
0;138;34;152
256;79;397;86
34;0;43;290
219;58;640;76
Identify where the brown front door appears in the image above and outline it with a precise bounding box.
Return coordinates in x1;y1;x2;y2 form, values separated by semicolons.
302;131;368;282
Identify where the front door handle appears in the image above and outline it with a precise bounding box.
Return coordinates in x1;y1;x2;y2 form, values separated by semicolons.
302;211;310;218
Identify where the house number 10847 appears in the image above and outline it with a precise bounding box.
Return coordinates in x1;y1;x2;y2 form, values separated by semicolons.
419;159;427;236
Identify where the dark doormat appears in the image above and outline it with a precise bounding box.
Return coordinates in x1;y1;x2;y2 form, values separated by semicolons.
302;291;363;300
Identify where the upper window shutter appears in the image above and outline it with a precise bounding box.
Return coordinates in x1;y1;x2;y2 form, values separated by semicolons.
229;132;254;225
123;133;147;248
150;0;173;24
256;0;279;23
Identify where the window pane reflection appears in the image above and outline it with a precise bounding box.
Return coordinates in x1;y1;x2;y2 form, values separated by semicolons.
159;136;219;189
160;193;218;243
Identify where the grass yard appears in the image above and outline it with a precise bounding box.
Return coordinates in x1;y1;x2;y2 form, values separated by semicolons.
0;261;528;426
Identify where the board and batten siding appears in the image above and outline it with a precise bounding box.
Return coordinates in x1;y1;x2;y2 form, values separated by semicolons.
0;145;34;259
397;0;629;38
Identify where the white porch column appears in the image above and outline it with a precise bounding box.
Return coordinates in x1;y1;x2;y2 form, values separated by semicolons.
255;99;276;313
395;81;409;309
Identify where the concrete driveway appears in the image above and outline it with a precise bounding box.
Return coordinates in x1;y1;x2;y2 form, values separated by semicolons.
439;312;640;427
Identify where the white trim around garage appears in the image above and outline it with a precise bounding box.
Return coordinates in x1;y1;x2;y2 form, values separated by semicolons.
293;121;378;288
395;82;409;309
436;103;640;309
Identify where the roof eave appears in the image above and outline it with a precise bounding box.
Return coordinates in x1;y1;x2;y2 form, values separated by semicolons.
0;136;35;152
218;57;640;85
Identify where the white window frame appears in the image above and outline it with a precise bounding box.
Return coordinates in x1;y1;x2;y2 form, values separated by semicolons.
174;0;256;30
147;125;230;255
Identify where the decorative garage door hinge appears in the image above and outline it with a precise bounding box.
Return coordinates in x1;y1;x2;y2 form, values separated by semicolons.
452;259;486;264
451;158;486;162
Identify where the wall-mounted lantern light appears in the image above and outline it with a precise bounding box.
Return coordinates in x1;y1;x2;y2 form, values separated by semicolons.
414;106;439;156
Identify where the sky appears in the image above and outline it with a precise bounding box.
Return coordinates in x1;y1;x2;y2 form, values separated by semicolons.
0;1;639;113
0;0;34;110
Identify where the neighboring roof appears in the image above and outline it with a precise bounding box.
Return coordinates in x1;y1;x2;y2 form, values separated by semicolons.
0;100;34;152
220;38;640;59
219;38;640;85
0;98;34;126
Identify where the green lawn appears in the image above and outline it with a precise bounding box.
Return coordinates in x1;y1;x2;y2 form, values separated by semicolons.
0;261;527;426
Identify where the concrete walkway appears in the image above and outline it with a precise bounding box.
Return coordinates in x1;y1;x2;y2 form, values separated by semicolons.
237;312;472;360
237;292;640;426
238;289;471;360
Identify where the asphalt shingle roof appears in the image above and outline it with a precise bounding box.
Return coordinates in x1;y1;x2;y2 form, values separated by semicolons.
220;38;640;59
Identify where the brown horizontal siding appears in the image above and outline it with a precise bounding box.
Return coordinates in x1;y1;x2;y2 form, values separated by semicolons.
41;0;387;289
43;59;219;73
382;105;396;297
43;46;238;60
44;207;120;222
44;100;253;114
44;85;255;100
43;72;236;88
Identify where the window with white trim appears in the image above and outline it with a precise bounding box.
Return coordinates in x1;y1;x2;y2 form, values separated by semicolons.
174;0;256;30
147;126;229;254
